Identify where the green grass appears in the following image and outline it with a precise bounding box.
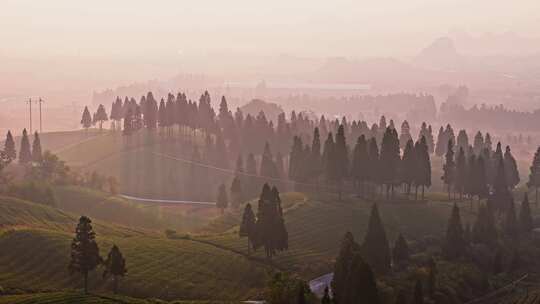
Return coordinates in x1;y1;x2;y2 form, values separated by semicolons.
0;196;270;301
0;291;243;303
197;192;478;279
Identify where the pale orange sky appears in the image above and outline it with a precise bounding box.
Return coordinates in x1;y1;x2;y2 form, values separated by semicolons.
1;0;539;58
1;0;540;97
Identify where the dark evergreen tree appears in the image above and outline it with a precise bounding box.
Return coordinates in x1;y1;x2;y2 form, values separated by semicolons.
216;183;228;214
81;106;92;130
4;131;16;162
399;120;412;149
367;137;380;197
415;136;432;200
351;135;369;197
528;146;540;204
435;126;445;157
473;131;484;156
519;194;533;233
331;232;360;302
253;184;288;259
488;158;513;212
68;216;102;294
504;146;520;189
230;176;244;209
362;204;391;274
472;203;498;247
31;131;43;164
442;139;455;199
380;128;400;198
443;204;465;259
123;108;133;135
309;127;322;184
94;104;108;130
334;125;349;200
341;252;380;304
504;200;519;240
239;203;256;254
454;147;467;199
392;233;410;268
260;142;278;179
456;129;469;157
401;139;416;196
102;245;127;294
19;129;32;164
476;156;489;200
322;133;336;186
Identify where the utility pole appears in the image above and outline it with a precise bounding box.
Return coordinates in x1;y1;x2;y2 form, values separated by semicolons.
26;98;33;134
38;98;44;133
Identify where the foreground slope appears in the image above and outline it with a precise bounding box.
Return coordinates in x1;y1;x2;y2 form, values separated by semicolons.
0;197;269;300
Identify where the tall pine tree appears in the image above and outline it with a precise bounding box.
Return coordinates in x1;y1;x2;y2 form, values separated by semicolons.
362;203;391;274
4;131;16;162
19;129;32;164
102;245;127;294
68;216;102;294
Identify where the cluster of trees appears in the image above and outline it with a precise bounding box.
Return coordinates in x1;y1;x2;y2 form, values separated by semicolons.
330;204;433;304
69;216;127;294
443;193;533;268
239;184;288;258
441;138;520;209
289;125;432;200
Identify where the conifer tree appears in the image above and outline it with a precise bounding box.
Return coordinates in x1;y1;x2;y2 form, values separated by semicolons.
19;129;32;164
454;147;467;200
435;126;445;157
504;146;520;189
415;136;432;200
239;203;256;254
4;131;16;162
475;156;489;200
81;106;92;130
456;130;469;157
254;184;288;259
399;120;412;149
367;137;380;197
260;142;278;179
489;158;513;212
69;216;102;294
230;177;243;209
309;127;322;184
442;139;455;199
331;232;360;302
362;204;391;274
473;131;484;156
216;183;228;214
341;253;380;304
322;133;336;186
401;139;416;195
519;194;533;233
443;204;465;259
334;125;349;200
392;233;410;268
123;108;133;135
352;135;369;197
528;146;540;204
32;131;43;164
472;203;498;247
380;128;400;198
103;245;127;294
94;104;108;130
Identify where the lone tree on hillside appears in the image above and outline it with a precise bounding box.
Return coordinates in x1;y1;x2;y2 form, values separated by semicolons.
216;183;228;214
94;104;109;131
253;184;288;259
81;106;92;131
239;203;256;254
443;204;465;259
69;216;102;294
4;131;16;162
103;245;127;294
19;129;32;164
32;131;43;164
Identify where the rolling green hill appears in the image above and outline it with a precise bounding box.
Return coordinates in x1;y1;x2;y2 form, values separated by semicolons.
0;196;270;301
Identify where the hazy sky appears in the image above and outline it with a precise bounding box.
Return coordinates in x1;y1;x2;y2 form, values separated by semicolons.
2;0;539;58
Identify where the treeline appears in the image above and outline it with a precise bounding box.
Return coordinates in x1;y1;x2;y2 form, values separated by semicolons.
440;102;540;132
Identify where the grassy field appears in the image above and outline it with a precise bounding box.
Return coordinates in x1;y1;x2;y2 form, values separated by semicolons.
0;196;270;301
197;191;479;279
0;291;242;304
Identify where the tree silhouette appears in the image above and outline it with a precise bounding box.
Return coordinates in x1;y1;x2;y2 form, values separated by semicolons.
362;204;391;274
341;252;380;304
415;136;432;200
230;176;243;209
31;131;43;164
504;146;520;189
334;125;349;200
81;106;92;130
216;183;228;214
380;128;400;199
239;203;256;254
69;216;102;294
401;139;416;196
442;139;455;199
443;204;465;259
519;194;533;233
19;129;32;164
392;233;410;268
528;146;540;204
4;131;16;162
103;245;127;294
94;104;109;130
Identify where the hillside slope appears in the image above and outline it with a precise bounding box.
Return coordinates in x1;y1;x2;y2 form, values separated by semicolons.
0;197;269;301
